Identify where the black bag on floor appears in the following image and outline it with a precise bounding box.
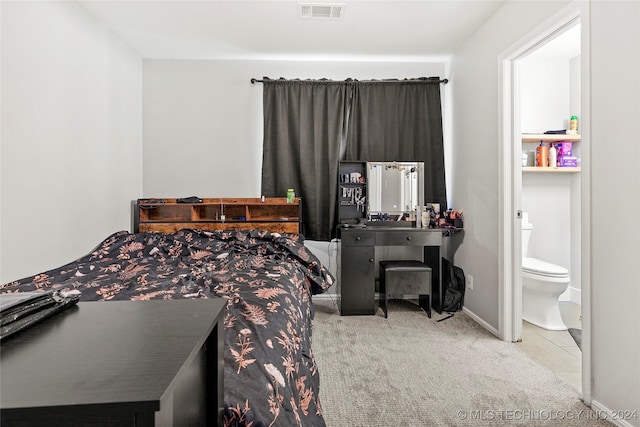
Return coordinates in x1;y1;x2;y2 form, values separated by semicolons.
442;258;465;312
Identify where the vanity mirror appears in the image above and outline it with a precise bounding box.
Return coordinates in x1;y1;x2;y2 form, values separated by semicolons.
367;161;424;221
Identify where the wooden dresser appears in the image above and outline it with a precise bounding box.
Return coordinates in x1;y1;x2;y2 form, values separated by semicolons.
134;197;302;234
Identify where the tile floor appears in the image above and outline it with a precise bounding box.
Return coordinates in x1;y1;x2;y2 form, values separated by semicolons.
516;302;582;391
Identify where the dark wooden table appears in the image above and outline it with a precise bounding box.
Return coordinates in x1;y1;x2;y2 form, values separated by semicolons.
1;299;225;426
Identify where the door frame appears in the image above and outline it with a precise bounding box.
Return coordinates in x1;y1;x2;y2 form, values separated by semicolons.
498;3;591;404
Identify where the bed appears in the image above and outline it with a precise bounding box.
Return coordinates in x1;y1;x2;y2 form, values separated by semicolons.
1;226;333;427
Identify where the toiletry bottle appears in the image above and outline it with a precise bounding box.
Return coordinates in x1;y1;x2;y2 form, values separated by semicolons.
570;115;579;133
415;206;421;228
286;188;295;203
536;142;549;167
548;143;557;168
421;208;429;228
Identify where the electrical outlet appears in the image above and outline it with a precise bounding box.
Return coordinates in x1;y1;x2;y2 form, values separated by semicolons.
466;274;474;290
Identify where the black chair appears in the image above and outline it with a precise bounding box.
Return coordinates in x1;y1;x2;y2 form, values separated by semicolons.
379;260;432;318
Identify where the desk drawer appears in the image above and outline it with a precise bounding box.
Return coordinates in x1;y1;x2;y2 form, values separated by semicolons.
375;231;442;246
340;230;375;246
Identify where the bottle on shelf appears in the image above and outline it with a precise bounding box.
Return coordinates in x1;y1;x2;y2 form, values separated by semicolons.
286;188;295;204
569;115;579;134
548;144;557;168
536;142;549;167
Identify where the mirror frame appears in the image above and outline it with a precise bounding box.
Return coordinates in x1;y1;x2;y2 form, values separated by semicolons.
366;161;424;222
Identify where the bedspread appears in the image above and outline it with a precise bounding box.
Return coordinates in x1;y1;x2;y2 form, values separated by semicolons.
1;228;334;427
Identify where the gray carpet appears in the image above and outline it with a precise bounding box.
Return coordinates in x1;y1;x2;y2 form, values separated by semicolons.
312;298;610;426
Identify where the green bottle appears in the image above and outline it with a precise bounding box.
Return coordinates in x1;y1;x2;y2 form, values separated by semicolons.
570;115;579;133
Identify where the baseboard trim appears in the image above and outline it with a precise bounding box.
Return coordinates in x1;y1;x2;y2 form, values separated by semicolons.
559;286;581;305
570;286;581;305
590;399;636;427
312;293;337;301
462;306;500;338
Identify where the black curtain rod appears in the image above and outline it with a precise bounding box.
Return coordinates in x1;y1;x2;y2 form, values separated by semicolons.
250;77;448;85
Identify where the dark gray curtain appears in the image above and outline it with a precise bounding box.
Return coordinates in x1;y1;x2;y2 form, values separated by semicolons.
261;77;446;240
345;78;447;210
261;79;349;241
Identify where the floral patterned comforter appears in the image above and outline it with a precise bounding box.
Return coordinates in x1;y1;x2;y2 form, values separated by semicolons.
1;228;334;427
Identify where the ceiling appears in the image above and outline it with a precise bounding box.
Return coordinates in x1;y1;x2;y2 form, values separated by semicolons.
78;0;508;61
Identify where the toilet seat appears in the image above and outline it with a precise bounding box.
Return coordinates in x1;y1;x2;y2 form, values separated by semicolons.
522;257;569;278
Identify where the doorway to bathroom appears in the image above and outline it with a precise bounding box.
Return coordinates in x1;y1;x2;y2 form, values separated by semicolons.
516;22;583;392
499;3;591;403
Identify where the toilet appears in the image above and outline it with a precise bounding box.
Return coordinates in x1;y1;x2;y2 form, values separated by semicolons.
521;213;570;331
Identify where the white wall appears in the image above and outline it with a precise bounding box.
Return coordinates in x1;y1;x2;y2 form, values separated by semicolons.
142;60;446;198
589;1;640;421
520;58;572;133
453;0;639;421
0;1;143;283
449;0;570;328
143;60;446;294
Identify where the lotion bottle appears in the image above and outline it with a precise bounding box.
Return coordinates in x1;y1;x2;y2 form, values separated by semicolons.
536;142;549;167
421;209;429;228
548;144;557;168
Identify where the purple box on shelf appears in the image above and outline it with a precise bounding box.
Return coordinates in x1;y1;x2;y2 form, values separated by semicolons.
560;156;578;167
554;141;573;158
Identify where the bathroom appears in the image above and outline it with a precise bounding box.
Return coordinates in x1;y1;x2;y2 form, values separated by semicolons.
517;24;583;389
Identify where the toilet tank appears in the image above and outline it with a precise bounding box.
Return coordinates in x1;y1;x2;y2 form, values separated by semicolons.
522;213;533;257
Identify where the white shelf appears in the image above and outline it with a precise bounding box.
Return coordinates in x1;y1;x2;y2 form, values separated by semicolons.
522;166;581;173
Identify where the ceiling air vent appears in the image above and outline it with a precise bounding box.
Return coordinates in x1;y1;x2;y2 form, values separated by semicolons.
298;3;345;19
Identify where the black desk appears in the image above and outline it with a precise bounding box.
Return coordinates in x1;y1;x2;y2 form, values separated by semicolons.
0;299;225;427
338;226;459;315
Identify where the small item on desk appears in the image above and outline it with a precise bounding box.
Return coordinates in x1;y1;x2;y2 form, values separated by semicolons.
177;196;203;204
444;209;464;229
430;203;441;228
286;188;295;204
430;210;438;228
142;198;166;206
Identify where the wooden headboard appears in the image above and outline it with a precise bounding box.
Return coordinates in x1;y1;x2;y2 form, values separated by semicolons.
133;198;302;234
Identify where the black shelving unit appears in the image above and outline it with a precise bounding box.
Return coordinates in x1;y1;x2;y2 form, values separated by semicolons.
338;161;367;224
